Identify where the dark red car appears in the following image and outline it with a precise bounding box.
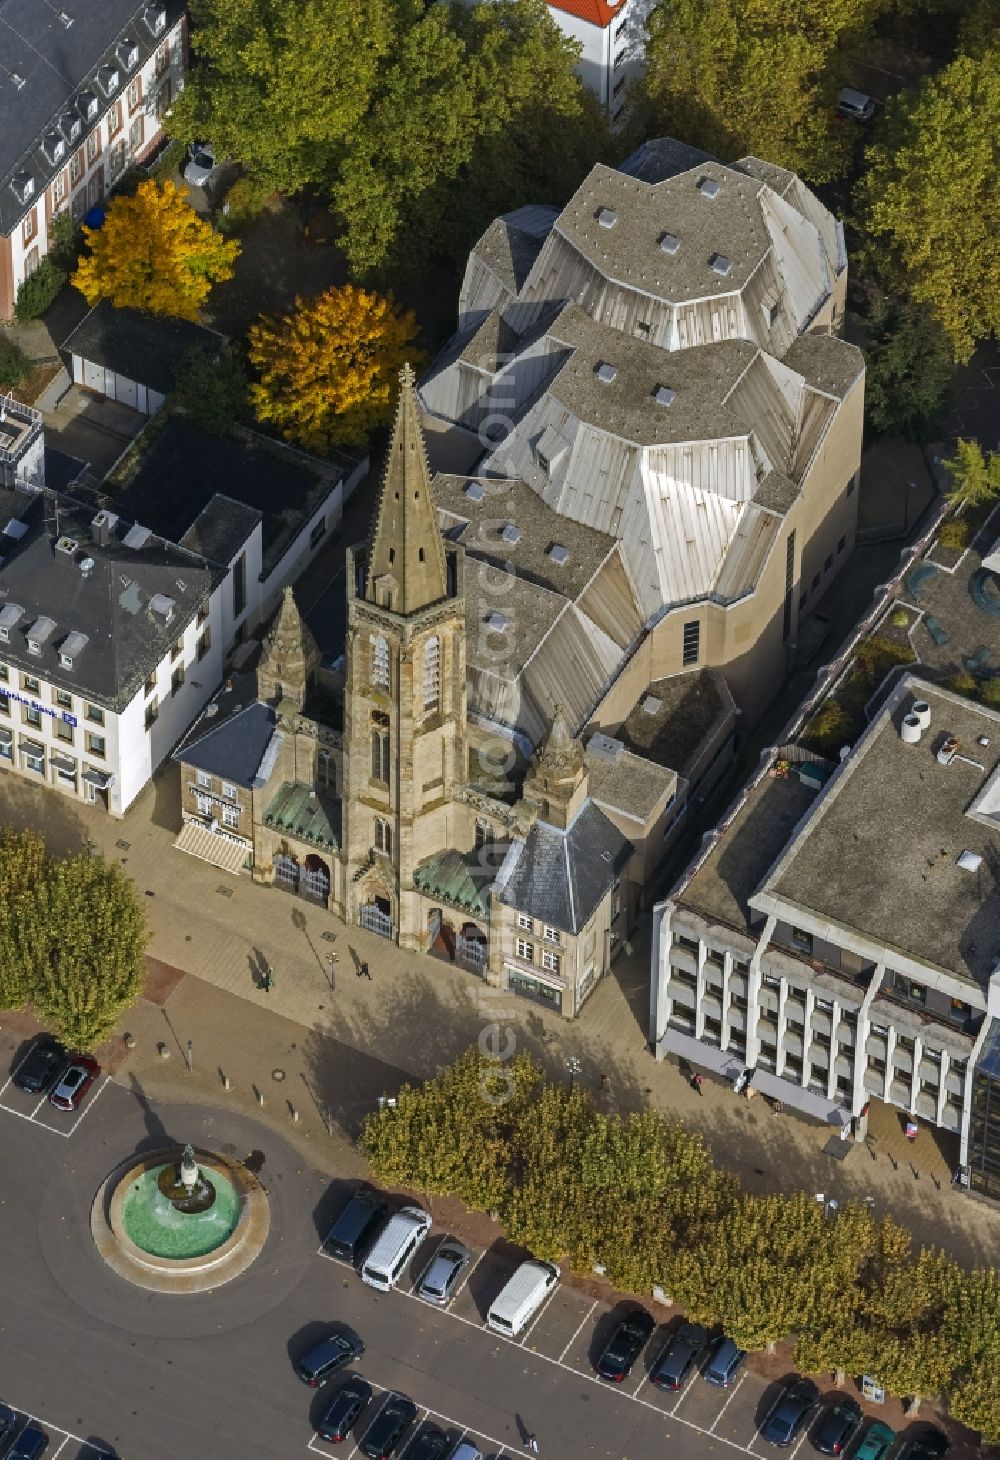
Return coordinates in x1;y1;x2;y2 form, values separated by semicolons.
48;1053;100;1111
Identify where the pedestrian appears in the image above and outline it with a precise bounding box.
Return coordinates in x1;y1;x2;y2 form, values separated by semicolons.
773;1099;783;1116
362;961;371;980
691;1072;703;1095
599;1072;609;1091
524;1437;538;1455
263;967;274;993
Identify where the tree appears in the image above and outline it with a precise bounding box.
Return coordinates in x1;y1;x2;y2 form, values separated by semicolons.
0;828;48;1011
863;300;953;442
170;344;247;435
26;852;149;1049
637;0;880;184
944;438;1000;510
71;179;240;321
247;285;422;450
857;48;1000;362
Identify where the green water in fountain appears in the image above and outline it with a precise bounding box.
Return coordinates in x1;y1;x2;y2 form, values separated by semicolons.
121;1165;241;1259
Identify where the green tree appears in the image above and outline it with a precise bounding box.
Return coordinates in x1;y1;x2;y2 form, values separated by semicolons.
637;0;880;183
27;852;149;1049
940;1268;1000;1442
863;300;953;442
857;48;1000;362
170;344;247;435
944;438;1000;510
0;829;48;1011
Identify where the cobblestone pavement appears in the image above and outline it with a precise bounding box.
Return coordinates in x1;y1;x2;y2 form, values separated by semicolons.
0;761;996;1269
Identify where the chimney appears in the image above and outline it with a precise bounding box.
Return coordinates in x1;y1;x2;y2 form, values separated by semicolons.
91;510;118;548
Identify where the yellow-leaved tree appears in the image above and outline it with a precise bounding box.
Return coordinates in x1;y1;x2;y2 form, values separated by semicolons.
246;284;422;451
71;178;240;321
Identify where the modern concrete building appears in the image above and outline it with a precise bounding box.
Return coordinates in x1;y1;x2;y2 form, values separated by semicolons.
421;138;864;729
650;675;1000;1195
0;0;186;320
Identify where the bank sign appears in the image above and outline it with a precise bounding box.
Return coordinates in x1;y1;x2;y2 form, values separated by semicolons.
7;690;78;728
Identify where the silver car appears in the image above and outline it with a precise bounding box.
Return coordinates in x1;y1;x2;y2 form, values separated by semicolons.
415;1239;469;1305
182;142;217;188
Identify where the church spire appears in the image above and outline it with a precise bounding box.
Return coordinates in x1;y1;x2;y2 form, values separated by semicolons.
366;363;449;616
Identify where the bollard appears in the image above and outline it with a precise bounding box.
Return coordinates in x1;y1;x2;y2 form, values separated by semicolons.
222;1075;231;1091
291;1107;300;1124
256;1089;265;1107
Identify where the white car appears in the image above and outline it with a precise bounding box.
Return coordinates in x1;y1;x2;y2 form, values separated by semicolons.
182;142;217;188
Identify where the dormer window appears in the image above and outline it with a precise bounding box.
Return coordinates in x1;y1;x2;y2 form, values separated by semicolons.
117;38;140;70
144;3;167;35
78;90;99;121
42;132;66;166
486;611;508;633
59;111;82;145
98;64;120;98
10;172;34;206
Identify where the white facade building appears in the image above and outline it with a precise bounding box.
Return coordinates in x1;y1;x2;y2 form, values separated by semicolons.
544;0;651;119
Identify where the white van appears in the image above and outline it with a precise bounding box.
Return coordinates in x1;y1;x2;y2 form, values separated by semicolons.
486;1259;560;1337
360;1205;432;1291
837;87;877;121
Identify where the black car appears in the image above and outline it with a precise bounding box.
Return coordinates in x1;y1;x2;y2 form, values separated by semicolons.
296;1329;365;1387
650;1322;708;1391
12;1037;67;1095
402;1428;451;1460
325;1190;389;1265
595;1307;656;1382
814;1398;863;1456
8;1424;48;1460
898;1429;949;1460
0;1405;19;1452
316;1376;373;1443
761;1379;821;1447
359;1393;419;1460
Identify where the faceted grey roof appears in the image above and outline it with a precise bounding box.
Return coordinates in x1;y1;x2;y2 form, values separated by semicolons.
619;137;718;186
470;206;559;295
782;332;865;402
62;302;224;399
495;799;632;934
0;0;184;233
174;695;277;789
584;741;676;824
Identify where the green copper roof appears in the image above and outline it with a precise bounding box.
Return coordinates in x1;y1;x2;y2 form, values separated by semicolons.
414;849;492;919
263;781;340;849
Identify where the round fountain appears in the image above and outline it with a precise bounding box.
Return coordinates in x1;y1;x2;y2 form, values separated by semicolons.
91;1142;270;1293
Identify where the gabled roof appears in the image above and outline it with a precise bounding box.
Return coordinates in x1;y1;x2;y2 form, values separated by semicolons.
545;0;625;29
62;302;224;399
174;698;277;789
495;799;631;933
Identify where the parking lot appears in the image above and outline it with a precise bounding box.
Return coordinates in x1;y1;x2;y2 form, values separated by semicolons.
0;1400;119;1460
306;1382;519;1460
315;1197;810;1460
0;1053;108;1138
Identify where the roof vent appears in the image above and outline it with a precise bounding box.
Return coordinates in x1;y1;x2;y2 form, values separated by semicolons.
595;362;617;384
55;535;79;557
116;38;140;71
659;232;680;255
547;544;569;566
149;593;175;623
501;523;522;545
59;111;82;145
654;385;676;407
10;72;26;91
900;713;922;745
486;610;508;633
123;523;151;549
697;176;720;198
936;734;959;765
588;732;625;763
144;3;167;35
77;89;99;121
642;695;662;715
3;518;29;540
58;9;74;27
42;132;66;166
597;207;618;229
464;481;486;503
957;849;982;873
710;254;733;277
79;556;95;575
911;699;931;730
11;172;34;205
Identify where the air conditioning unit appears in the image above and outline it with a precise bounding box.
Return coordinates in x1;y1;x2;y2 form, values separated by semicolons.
55;536;80;557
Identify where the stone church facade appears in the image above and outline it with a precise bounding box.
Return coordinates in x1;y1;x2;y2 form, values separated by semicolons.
175;366;681;1017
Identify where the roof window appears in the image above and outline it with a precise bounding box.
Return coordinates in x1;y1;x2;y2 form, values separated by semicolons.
710;253;732;276
123;523;151;549
501;523;522;545
3;519;29;541
653;385;676;407
149;593;175;623
957;850;982;872
486;611;509;633
547;544;569;566
595;362;617;384
597;207;618;229
464;481;486;503
659;232;680;255
697;176;720;198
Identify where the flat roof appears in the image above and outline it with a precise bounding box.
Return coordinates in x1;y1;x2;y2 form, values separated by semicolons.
762;679;1000;988
621;669;730;776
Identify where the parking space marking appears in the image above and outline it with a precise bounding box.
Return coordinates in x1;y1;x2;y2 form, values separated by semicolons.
709;1376;747;1433
305;1385;517;1459
557;1299;597;1362
518;1283;561;1348
0;1073;110;1138
449;1247;486;1308
49;1438;72;1460
630;1367;651;1400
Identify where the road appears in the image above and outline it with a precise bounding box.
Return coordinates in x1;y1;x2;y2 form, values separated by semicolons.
0;1070;841;1460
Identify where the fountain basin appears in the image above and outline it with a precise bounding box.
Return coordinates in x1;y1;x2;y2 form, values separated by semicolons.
91;1146;270;1293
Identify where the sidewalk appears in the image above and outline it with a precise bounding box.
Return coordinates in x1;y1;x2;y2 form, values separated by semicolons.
0;764;996;1268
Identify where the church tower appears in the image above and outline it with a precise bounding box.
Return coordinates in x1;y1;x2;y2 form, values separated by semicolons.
519;705;589;830
342;364;467;947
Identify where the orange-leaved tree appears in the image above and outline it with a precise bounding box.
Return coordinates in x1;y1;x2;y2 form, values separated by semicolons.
71;178;240;321
246;284;422;451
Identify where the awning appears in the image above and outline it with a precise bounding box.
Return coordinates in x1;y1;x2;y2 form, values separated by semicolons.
655;1024;746;1082
50;754;76;774
504;960;566;992
0;727;12;745
173;818;249;875
81;767;112;788
750;1068;851;1128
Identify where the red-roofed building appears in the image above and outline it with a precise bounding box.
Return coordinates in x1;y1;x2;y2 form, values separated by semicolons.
544;0;650;119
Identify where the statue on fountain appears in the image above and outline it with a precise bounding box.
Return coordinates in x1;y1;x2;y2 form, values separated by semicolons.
156;1143;218;1214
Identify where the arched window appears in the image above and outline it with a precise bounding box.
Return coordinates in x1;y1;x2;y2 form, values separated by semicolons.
317;749;336;794
423;634;440;711
371;634;390;691
474;818;493;851
374;817;392;856
371;714;390;784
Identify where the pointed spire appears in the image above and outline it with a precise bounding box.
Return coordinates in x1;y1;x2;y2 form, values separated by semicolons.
531;704;585;782
365;363;449;616
257;585;320;710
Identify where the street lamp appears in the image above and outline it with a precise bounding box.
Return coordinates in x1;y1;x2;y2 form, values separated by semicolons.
815;1192;839;1220
566;1057;582;1092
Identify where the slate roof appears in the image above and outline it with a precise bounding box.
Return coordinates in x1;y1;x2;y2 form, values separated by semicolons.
62;302;224;398
173;692;277;789
0;0;185;234
495;800;632;934
0;484;222;710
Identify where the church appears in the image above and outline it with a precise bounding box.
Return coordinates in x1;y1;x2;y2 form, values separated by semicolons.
173;365;686;1018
